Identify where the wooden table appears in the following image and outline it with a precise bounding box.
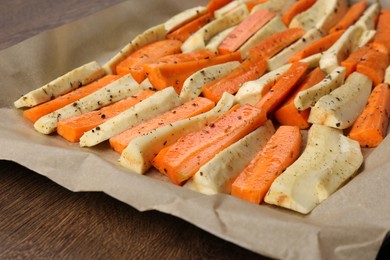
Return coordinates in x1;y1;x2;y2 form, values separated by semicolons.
0;1;268;259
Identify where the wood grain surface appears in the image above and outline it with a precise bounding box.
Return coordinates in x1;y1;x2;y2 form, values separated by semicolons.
0;1;269;259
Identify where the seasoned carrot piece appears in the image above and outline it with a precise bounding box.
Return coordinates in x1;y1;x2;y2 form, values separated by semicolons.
249;28;306;59
341;45;371;77
218;9;276;54
144;52;242;93
281;0;317;27
274;67;325;129
166;13;213;42
202;52;267;102
371;10;390;54
356;48;389;86
115;40;182;82
231;125;302;204
255;62;309;114
289;30;345;63
23;75;120;123
245;0;268;12
349;83;390;147
152;104;267;185
329;0;367;33
207;0;233;14
109;97;215;154
148;50;216;66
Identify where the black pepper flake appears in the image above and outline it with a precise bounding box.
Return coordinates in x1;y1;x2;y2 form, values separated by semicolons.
237;116;242;120
336;122;341;127
209;123;215;127
96;126;101;131
101;114;106;119
73;102;78;107
163;140;167;146
175;80;179;85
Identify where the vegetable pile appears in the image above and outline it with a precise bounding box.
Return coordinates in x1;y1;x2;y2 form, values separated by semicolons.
14;0;390;214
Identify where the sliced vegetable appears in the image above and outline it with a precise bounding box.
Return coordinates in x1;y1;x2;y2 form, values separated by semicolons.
355;3;380;31
231;125;302;204
340;45;371;77
145;52;242;93
207;0;233;15
245;0;268;12
166;13;213;42
14;61;105;108
205;26;236;53
289;30;345;63
256;62;310;114
57;90;155;142
308;72;372;129
251;0;297;15
150;49;217;66
115;39;182;83
79;87;181;147
164;6;207;33
356;48;389;86
184;120;275;195
119;93;235;174
371;9;390;54
103;24;167;74
329;0;367;33
202;52;268;102
249;28;306;59
23;75;120;123
218;9;276;54
109;97;215;154
349;83;390;148
265;124;363;214
274;67;325;129
294;66;346;111
180;61;240;102
281;0;317;27
152;104;267;185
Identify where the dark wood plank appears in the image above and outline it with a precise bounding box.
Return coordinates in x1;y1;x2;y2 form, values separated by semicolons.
0;0;269;259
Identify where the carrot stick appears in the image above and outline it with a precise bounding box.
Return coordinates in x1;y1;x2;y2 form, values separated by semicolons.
115;39;182;82
255;62;309;114
202;52;267;102
231;125;302;204
207;0;233;15
371;10;390;54
349;83;390;148
356;48;389;86
245;0;268;12
329;0;367;33
57;90;155;142
249;28;306;59
281;0;317;27
289;30;345;63
340;45;371;77
274;67;325;129
23;75;120;123
152;104;267;185
166;13;213;42
217;9;276;54
144;52;242;93
109;97;215;154
148;50;216;66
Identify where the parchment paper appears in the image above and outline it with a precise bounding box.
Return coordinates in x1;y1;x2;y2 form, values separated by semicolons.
1;1;389;259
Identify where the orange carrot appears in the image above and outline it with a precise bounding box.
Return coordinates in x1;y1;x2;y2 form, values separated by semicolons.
371;10;390;55
109;97;215;153
329;0;367;33
289;30;345;63
115;40;182;82
218;9;276;54
274;67;325;129
152;104;267;185
148;50;216;66
144;52;242;93
281;0;317;27
249;28;306;59
202;52;267;102
341;45;371;77
231;125;302;204
255;62;309;114
245;0;268;12
356;48;389;86
23;75;120;123
207;0;233;14
166;13;213;42
349;83;390;148
57;90;155;142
